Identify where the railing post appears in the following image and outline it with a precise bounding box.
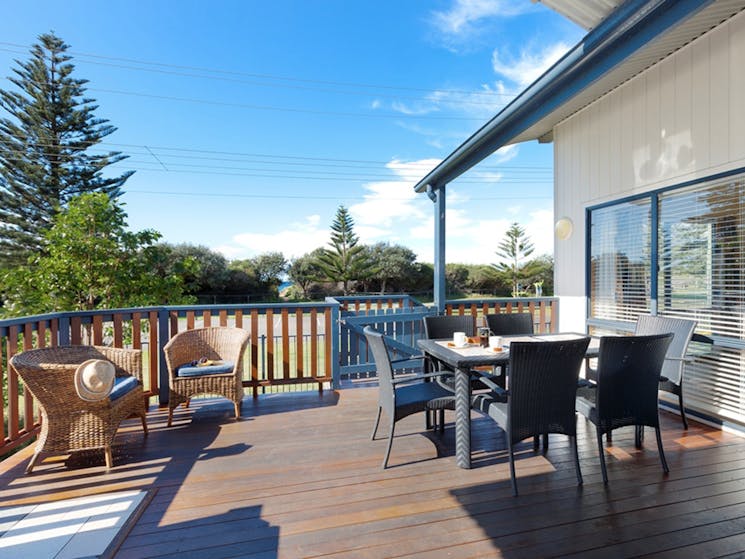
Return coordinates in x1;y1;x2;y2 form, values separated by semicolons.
58;314;70;346
158;308;170;406
329;301;341;389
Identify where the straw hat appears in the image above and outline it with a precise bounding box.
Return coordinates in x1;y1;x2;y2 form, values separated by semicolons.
74;359;116;401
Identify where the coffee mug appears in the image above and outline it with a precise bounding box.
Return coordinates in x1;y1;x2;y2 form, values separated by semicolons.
453;332;467;347
489;336;503;351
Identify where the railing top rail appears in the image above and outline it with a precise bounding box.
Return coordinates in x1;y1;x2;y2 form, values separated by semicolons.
445;296;558;304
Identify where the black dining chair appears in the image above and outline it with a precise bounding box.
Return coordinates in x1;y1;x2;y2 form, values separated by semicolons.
484;312;535;336
472;336;590;496
422;314;493;432
576;333;674;484
364;326;455;468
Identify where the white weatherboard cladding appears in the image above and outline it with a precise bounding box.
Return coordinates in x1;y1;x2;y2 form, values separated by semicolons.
554;10;745;425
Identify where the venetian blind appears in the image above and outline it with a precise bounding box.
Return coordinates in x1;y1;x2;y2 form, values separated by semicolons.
658;177;745;424
589;199;651;323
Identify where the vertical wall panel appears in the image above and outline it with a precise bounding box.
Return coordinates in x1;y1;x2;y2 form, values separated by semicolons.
709;23;730;167
729;15;745;160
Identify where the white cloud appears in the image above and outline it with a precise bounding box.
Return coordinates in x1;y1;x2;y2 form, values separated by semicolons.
491;41;571;87
214;214;327;260
431;0;532;37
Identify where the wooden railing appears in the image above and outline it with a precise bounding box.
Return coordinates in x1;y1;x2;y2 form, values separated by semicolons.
1;302;339;457
334;295;559;381
444;297;558;333
1;296;558;457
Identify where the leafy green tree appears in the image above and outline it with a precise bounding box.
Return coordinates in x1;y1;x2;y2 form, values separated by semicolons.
522;254;554;296
166;243;230;294
251;252;287;290
288;249;325;298
364;242;418;294
445;263;470;297
316;205;373;295
1;193;191;316
0;33;133;268
492;222;535;297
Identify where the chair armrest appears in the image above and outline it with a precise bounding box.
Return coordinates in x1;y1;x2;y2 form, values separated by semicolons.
390;370;456;385
391;354;424;364
470;369;508;398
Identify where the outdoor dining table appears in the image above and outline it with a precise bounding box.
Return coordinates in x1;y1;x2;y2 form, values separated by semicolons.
417;332;600;469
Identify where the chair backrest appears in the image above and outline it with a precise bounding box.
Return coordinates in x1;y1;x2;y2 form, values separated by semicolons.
163;327;250;377
423;314;476;339
634;314;696;384
364;326;395;414
507;337;590;443
10;345;141;407
484;312;534;335
595;333;674;430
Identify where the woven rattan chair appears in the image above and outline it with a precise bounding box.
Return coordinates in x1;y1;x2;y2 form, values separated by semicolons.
365;326;454;468
635;314;697;429
484;312;535;336
422;315;485;431
472;337;590;496
583;315;697;431
576;333;674;484
10;345;148;473
163;327;250;426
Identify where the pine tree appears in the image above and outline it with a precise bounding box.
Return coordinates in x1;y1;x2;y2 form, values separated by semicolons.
492;222;535;297
0;33;133;268
316;205;372;295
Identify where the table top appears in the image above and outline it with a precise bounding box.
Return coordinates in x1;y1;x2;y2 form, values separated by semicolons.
417;333;600;369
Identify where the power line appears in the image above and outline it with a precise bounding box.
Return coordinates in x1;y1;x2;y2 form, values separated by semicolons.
124;189;552;201
0;42;523;99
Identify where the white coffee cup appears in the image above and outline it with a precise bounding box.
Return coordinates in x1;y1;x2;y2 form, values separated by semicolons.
489;336;503;350
453;332;467;347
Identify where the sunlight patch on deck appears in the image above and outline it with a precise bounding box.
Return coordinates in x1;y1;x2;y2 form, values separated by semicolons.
0;490;150;558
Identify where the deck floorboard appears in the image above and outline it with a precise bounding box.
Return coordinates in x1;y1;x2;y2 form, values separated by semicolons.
1;387;744;558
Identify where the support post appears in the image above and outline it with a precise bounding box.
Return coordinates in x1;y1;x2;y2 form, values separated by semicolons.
430;184;447;314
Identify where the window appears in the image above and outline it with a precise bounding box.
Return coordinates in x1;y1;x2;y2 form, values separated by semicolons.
588;171;745;426
589;198;651;323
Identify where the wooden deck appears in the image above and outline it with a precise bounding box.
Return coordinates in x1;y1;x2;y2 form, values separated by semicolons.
2;386;745;558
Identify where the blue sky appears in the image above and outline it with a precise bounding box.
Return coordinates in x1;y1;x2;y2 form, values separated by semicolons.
0;1;585;265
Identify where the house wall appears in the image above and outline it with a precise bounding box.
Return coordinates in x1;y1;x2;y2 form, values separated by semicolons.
553;9;745;332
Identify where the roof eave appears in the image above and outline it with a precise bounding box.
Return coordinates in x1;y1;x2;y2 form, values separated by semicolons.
413;0;714;193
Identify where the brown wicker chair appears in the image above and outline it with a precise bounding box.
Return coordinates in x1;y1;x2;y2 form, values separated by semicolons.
10;345;148;473
163;327;250;426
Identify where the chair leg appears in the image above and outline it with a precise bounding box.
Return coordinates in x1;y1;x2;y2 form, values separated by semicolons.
571;434;583;486
26;451;42;474
382;418;396;469
371;407;382;440
508;437;518;497
167;407;174;427
597;427;609;484
234;401;241;419
141;414;149;436
542;433;549;453
679;391;689;430
104;447;113;470
438;409;445;433
655;426;669;474
635;425;644;449
533;435;540;452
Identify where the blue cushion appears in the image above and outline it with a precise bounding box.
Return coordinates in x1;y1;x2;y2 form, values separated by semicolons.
177;361;234;378
109;376;139;401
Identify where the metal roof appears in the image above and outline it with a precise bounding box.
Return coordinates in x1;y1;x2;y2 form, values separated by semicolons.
414;0;745;193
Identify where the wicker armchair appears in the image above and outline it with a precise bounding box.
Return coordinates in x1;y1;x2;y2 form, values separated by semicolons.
10;345;148;473
163;327;250;426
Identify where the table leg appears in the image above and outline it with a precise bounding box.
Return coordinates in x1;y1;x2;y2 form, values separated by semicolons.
454;366;471;469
